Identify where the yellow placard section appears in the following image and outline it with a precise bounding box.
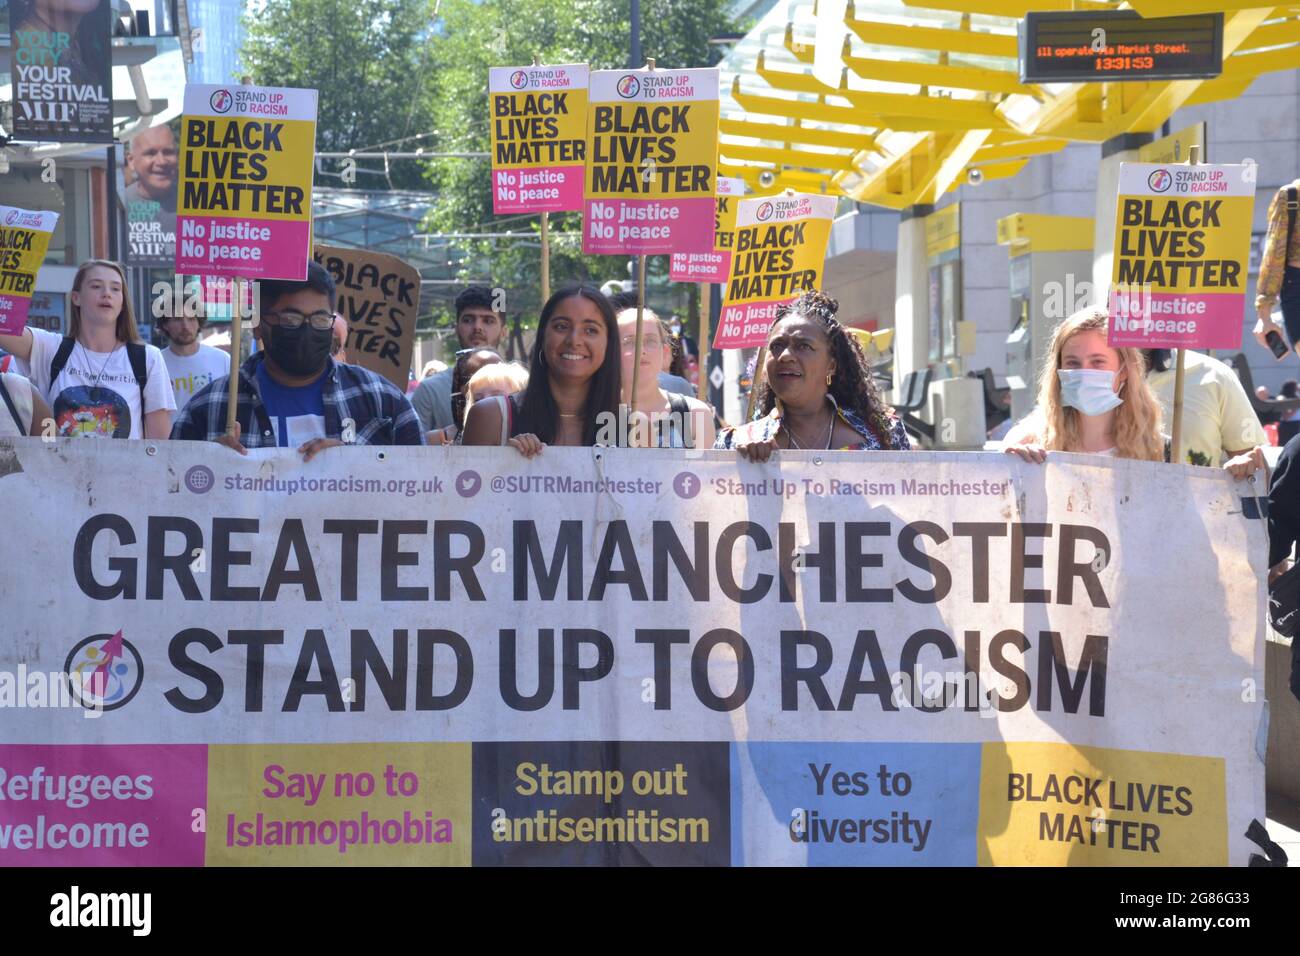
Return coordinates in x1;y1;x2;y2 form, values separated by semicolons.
977;742;1227;867
206;743;471;867
586;100;720;199
491;89;588;169
926;203;960;259
1112;194;1252;294
0;225;54;297
725;216;833;306
178;117;316;221
715;193;739;252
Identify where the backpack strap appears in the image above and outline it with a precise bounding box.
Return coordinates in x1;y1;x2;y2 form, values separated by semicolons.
48;336;77;387
0;375;26;434
126;342;148;412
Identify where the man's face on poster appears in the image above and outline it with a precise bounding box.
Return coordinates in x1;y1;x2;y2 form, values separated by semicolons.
127;126;179;200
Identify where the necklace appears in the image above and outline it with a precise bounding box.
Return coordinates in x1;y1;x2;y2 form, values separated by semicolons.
558;412;582;418
78;340;122;391
785;408;835;450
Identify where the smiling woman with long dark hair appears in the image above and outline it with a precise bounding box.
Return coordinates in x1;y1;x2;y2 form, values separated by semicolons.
461;285;622;456
716;290;909;461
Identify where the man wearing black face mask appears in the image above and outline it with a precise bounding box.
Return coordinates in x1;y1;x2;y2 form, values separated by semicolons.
170;263;424;458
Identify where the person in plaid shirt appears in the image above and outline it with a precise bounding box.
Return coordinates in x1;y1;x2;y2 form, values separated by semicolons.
171;263;424;458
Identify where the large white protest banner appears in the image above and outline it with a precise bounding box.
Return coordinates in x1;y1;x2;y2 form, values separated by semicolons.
0;440;1266;866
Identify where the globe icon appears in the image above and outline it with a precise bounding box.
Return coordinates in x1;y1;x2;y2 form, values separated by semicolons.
185;465;215;494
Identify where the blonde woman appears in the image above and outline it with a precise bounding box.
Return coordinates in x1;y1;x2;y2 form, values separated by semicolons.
1003;307;1164;463
0;259;175;439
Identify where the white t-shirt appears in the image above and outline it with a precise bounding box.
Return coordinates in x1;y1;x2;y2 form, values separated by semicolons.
1147;350;1267;467
18;327;176;439
163;343;230;411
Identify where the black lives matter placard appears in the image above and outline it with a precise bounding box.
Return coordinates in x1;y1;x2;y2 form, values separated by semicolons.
312;245;422;390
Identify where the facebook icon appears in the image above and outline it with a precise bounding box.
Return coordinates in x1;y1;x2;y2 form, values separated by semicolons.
673;471;701;500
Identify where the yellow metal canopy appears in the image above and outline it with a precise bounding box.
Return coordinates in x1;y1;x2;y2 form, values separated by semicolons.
716;1;1300;208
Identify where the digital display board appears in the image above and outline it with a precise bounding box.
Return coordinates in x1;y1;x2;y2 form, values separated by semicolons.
1019;11;1223;83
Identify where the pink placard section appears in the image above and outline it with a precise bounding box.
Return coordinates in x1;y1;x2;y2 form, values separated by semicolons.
175;217;312;281
1107;289;1245;350
0;296;32;335
714;299;787;350
492;165;585;215
670;251;730;284
582;197;715;255
0;745;207;866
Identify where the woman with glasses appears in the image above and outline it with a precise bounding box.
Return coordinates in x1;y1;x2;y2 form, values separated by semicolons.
171;262;426;457
617;307;715;448
462;285;621;457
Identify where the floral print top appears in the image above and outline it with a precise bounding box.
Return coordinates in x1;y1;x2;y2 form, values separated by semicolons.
715;399;911;451
1257;179;1300;304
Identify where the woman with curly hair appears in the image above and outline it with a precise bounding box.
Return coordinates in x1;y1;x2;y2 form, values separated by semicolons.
1003;306;1165;463
715;290;910;461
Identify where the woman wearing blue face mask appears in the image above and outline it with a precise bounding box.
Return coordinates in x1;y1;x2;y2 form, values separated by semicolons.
1003;307;1165;463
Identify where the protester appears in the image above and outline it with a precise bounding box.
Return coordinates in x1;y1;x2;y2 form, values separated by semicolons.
1267;431;1300;701
617;307;715;449
1281;380;1300;447
421;360;447;379
427;348;501;446
1257;385;1273;403
411;286;505;431
0;371;54;437
716;290;909;461
465;361;528;412
158;308;229;413
608;290;694;396
1003;308;1164;463
331;314;349;364
0;259;175;439
462;285;621;457
1144;348;1267;471
1252;175;1300;351
171;262;424;458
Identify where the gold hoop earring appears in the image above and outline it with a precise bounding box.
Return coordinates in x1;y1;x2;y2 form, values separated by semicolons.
825;372;833;386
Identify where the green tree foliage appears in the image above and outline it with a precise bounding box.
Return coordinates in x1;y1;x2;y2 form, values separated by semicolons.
241;0;437;191
423;0;738;324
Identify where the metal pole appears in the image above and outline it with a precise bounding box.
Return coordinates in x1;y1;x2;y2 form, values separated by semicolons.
105;145;120;262
540;211;550;303
629;0;641;69
697;282;711;402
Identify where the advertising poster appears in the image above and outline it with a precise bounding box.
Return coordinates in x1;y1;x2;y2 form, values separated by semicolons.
176;83;319;281
583;67;719;256
713;192;836;349
8;0;112;142
119;123;181;267
488;64;588;215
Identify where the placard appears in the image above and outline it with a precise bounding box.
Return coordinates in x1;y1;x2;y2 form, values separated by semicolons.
488;64;588;214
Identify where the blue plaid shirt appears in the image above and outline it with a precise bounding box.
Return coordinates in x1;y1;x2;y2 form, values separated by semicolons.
170;353;425;447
